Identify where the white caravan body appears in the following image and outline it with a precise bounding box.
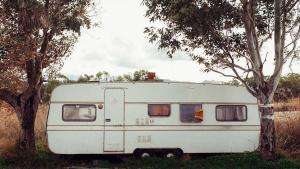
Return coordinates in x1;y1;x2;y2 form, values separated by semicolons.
47;82;260;154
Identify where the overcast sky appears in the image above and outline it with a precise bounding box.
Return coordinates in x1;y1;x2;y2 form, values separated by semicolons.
60;0;299;82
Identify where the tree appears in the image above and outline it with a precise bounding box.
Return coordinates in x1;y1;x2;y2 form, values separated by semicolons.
118;70;160;82
122;74;134;81
95;71;110;81
274;73;300;101
42;73;71;103
133;69;148;81
0;0;94;154
143;0;299;160
226;73;300;101
77;74;94;82
115;75;125;82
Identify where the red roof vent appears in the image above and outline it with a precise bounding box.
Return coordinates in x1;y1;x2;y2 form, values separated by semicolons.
146;72;156;80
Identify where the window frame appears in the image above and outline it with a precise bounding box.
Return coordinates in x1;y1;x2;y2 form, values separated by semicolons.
179;104;203;123
148;104;171;117
215;105;247;122
62;104;97;122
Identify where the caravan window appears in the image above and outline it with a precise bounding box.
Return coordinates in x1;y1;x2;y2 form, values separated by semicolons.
180;104;203;123
216;105;247;121
148;104;170;116
62;104;96;121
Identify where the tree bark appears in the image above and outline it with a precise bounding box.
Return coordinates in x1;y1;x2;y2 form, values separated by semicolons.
20;119;36;155
18;90;40;155
259;102;276;160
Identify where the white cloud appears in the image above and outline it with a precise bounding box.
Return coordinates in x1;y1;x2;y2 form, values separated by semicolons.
61;0;299;82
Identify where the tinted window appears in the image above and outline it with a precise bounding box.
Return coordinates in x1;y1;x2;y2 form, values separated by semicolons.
63;104;96;121
216;105;247;121
148;104;170;116
180;104;203;123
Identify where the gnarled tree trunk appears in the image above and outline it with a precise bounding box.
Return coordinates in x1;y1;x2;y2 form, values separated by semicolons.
19;90;40;155
0;59;42;155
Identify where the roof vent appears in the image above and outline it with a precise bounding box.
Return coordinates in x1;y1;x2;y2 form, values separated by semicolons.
146;72;156;80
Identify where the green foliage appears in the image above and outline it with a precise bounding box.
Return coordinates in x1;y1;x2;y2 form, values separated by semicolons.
95;71;110;81
143;0;299;104
0;152;299;169
123;69;160;81
0;156;7;168
115;75;125;82
42;80;61;102
77;74;95;82
122;74;134;81
224;79;240;86
41;73;72;102
41;70;159;103
274;73;300;101
133;69;148;81
143;0;280;59
226;73;300;101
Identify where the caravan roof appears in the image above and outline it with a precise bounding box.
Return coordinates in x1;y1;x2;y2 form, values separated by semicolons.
51;82;257;104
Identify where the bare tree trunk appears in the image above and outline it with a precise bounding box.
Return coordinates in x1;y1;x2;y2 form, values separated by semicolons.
259;97;276;160
19;90;40;155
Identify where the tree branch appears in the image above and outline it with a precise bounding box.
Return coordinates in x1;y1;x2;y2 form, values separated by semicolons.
0;89;19;109
259;33;272;50
285;0;299;13
242;0;263;69
229;65;259;97
268;0;286;102
207;67;237;78
284;25;300;60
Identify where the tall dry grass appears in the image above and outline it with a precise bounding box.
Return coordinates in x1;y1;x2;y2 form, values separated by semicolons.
0;101;48;153
273;98;300;111
275;111;300;159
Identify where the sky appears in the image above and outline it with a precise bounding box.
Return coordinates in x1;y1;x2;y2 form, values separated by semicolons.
60;0;300;82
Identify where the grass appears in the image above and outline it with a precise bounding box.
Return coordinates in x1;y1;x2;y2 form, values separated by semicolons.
273;98;300;111
275;110;300;158
0;151;300;169
0;102;48;150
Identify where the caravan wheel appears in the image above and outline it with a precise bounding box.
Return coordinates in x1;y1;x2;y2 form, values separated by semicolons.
165;152;175;158
133;149;151;158
164;149;183;158
141;152;151;158
175;149;183;157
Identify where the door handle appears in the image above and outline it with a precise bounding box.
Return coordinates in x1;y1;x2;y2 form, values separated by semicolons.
105;119;111;122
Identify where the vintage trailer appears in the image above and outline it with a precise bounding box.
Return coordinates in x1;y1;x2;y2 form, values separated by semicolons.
46;82;260;157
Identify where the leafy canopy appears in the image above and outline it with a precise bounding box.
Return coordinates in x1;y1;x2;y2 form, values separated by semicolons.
144;0;299;101
0;0;95;90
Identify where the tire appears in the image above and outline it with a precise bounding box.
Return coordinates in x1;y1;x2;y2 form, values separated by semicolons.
175;149;183;158
133;149;151;158
141;152;151;158
165;152;175;158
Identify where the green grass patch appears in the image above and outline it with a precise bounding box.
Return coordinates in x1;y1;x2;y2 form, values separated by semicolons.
115;153;300;169
0;151;299;169
0;156;7;168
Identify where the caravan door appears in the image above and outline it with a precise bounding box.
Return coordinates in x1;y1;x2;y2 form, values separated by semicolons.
104;89;125;152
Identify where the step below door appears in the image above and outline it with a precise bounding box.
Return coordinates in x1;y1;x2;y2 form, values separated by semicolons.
104;89;125;152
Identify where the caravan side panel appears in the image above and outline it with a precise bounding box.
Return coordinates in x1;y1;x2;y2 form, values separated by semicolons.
47;103;104;154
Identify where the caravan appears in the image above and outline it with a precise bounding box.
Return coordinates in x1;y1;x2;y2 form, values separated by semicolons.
46;82;260;156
